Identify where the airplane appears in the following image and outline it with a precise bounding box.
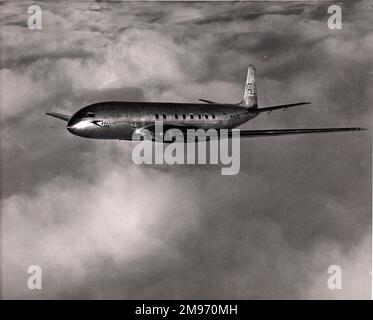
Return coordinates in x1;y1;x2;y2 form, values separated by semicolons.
46;65;365;141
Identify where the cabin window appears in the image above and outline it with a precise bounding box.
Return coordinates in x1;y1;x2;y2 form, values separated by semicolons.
190;114;194;119
198;115;201;119
87;112;95;117
155;114;159;120
182;114;186;120
205;114;209;119
212;114;216;119
175;114;178;119
163;114;167;120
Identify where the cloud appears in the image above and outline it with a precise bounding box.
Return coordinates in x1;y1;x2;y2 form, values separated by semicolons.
2;160;201;298
1;1;371;299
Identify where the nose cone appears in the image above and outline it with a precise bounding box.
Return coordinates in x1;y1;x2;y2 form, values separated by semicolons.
66;113;96;138
67;116;78;134
66;124;75;134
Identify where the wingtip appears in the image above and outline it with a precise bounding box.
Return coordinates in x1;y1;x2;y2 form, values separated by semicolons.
45;112;70;122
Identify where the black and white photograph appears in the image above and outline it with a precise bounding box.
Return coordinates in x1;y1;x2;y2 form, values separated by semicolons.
0;0;372;305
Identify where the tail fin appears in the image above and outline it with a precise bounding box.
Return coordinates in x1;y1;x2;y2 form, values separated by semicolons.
243;65;258;109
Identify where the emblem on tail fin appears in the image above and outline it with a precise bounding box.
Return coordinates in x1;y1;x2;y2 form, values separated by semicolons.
243;65;258;109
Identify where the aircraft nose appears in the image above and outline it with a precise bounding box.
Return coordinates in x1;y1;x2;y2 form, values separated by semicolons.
66;116;79;133
66;124;75;133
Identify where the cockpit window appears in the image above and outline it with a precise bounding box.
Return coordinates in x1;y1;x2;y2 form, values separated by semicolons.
86;112;95;117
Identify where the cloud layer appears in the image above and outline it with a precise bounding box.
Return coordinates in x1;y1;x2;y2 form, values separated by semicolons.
1;1;371;299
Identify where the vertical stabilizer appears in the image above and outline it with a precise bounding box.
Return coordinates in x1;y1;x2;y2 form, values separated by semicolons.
243;65;258;108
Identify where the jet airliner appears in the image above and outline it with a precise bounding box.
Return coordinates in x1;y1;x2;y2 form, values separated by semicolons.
46;65;364;141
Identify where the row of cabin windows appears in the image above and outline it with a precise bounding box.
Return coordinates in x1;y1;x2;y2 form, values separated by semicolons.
155;114;216;120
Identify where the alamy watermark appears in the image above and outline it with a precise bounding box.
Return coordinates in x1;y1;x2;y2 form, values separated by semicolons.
27;5;42;30
327;265;342;290
327;5;342;30
131;122;241;176
27;265;42;290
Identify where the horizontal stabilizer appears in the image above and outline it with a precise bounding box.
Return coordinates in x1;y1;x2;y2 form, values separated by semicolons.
46;112;70;122
257;102;311;113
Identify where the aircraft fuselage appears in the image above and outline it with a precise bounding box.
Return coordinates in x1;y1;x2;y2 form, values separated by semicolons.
67;101;259;140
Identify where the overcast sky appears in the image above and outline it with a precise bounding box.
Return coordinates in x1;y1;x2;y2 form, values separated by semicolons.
1;1;372;299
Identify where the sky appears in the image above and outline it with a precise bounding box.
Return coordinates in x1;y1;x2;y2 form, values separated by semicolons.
0;0;372;299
